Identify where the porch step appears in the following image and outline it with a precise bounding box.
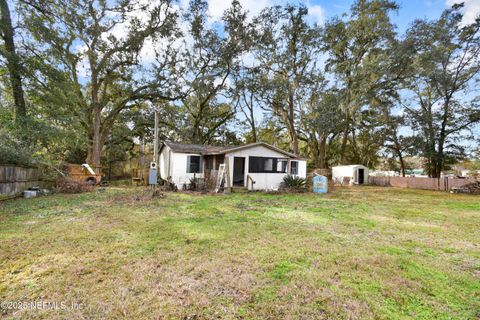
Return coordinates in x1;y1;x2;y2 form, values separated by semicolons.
232;187;249;193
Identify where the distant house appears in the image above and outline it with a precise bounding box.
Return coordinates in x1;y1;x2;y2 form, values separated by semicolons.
370;170;399;177
332;165;369;185
459;169;480;178
159;141;307;190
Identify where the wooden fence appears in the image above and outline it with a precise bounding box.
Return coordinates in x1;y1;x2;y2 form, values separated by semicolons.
369;176;479;191
0;165;45;198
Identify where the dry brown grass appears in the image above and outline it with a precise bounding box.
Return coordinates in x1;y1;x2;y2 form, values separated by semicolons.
0;186;479;319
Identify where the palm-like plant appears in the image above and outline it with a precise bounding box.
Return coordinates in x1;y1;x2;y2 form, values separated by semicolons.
281;175;306;191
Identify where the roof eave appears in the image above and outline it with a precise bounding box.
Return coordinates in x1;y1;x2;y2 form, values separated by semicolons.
162;141;306;159
223;142;304;159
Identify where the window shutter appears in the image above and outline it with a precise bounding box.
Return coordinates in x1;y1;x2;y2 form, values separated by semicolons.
187;156;191;173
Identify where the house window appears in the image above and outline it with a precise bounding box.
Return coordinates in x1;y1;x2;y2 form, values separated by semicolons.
277;159;288;173
290;161;298;175
265;158;273;171
249;157;288;173
187;155;202;173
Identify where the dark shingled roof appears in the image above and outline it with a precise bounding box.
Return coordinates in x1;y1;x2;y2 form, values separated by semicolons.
161;141;305;159
162;141;236;155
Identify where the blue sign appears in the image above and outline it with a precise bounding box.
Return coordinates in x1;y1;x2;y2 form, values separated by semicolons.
313;175;328;193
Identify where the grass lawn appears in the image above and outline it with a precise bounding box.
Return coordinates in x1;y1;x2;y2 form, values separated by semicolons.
0;186;479;319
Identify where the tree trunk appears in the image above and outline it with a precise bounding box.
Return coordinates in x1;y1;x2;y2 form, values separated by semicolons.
432;144;444;179
340;124;349;164
287;93;299;155
284;116;298;154
191;102;203;144
431;159;442;179
318;135;327;169
279;109;298;154
309;133;320;167
251;126;257;143
427;152;442;179
0;0;26;122
249;105;257;143
398;152;406;177
290;126;299;155
86;138;93;163
86;106;103;174
426;137;444;179
392;137;406;177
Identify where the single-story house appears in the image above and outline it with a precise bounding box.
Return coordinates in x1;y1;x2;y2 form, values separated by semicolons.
159;141;307;190
332;165;369;185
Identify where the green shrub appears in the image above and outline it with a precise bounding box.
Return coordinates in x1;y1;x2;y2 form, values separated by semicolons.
0;129;34;166
280;175;306;192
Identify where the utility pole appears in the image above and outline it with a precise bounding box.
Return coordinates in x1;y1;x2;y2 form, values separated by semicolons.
153;110;159;164
149;110;159;189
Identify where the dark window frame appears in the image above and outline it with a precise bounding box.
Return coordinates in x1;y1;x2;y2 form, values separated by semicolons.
187;155;202;173
248;156;288;173
290;160;299;175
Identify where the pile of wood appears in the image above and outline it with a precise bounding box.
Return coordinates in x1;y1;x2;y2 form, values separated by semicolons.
451;181;480;195
56;178;94;193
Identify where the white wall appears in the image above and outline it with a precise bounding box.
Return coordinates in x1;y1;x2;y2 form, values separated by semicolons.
332;165;369;185
169;152;204;187
298;160;307;178
225;145;307;190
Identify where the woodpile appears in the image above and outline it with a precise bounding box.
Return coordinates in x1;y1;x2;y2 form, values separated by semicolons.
451;181;480;195
56;178;94;193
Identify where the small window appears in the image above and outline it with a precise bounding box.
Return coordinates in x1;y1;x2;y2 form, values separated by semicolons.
277;159;288;173
290;161;298;175
187;155;202;173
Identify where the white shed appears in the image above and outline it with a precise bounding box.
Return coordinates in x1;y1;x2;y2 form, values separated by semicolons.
332;165;369;185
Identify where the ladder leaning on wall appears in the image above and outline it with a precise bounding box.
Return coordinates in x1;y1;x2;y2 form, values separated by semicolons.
215;164;226;193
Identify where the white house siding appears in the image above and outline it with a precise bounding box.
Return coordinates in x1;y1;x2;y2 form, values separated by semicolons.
169;152;204;187
225;145;307;190
298;160;307;178
160;146;205;186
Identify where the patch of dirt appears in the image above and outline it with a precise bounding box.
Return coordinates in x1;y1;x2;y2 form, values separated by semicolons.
107;190;167;205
